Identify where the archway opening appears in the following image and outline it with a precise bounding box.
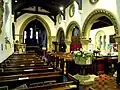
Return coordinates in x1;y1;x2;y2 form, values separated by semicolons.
66;21;82;52
88;16;118;52
82;9;120;53
23;19;47;54
70;26;82;51
91;16;113;29
58;30;66;52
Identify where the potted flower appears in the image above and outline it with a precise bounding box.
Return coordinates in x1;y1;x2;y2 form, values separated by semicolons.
72;51;95;65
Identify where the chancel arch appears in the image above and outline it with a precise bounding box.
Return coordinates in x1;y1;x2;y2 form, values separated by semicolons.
82;9;119;51
66;21;81;52
56;27;66;52
19;15;51;51
82;9;119;39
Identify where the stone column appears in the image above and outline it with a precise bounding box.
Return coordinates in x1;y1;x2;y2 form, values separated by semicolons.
50;36;56;52
47;36;51;51
114;35;120;62
65;40;71;53
19;35;23;43
81;39;91;51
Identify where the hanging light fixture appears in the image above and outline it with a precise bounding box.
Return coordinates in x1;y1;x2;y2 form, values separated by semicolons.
15;0;18;3
59;6;64;11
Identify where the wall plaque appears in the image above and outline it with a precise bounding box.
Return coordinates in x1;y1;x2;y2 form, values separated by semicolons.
69;4;75;17
89;0;99;4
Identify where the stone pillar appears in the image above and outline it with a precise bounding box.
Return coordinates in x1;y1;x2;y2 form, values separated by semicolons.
81;39;91;51
19;35;23;43
114;35;120;62
56;42;59;52
50;36;56;52
65;40;71;53
47;36;51;51
52;41;59;52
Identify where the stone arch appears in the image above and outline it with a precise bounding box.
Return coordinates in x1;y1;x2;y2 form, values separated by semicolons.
56;27;66;52
65;21;81;52
19;15;51;50
66;21;81;41
82;9;119;39
56;27;65;42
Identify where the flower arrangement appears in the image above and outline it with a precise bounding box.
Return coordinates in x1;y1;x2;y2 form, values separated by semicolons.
72;51;95;65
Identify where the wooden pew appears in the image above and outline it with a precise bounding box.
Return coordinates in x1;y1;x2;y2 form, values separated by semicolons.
0;52;79;90
2;53;44;66
1;60;47;68
0;67;54;76
6;62;46;67
0;60;54;76
93;56;118;74
47;52;74;75
51;52;118;75
46;52;65;74
3;53;40;65
7;58;43;62
0;52;66;76
4;58;44;66
0;71;79;90
8;53;38;61
0;55;54;76
10;53;37;58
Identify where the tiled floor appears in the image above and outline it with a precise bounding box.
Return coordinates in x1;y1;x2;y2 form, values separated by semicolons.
79;74;120;90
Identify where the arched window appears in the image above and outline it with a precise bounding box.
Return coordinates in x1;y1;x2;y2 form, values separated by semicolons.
23;19;47;52
24;31;27;43
72;26;80;36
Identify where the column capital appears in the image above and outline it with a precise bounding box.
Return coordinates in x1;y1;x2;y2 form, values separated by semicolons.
114;35;120;44
48;36;55;39
48;36;56;42
65;40;71;45
81;39;91;45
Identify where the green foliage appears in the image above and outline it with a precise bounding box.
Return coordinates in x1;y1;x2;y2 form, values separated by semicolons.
72;51;95;59
72;51;95;65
